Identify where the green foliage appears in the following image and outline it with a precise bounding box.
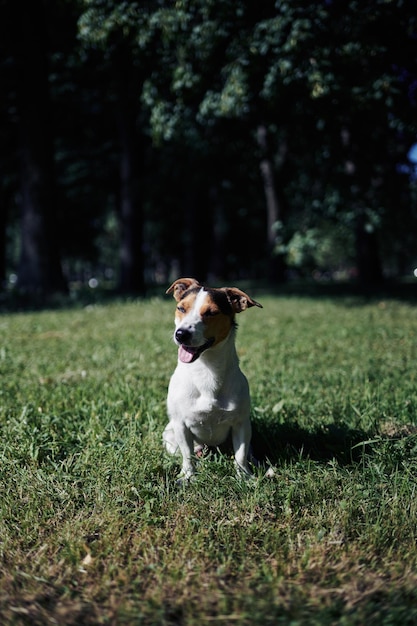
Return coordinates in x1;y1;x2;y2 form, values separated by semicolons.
135;0;417;279
1;294;417;623
138;0;415;132
284;223;355;273
2;0;417;290
78;1;144;48
199;63;250;119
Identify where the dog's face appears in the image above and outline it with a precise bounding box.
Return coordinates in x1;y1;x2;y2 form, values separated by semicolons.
166;278;262;363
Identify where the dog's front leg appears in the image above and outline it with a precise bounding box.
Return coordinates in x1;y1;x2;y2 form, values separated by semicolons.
232;420;253;478
173;422;196;480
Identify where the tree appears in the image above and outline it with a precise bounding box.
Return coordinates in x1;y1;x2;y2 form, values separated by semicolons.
141;0;417;284
78;1;150;294
1;0;416;296
3;0;67;295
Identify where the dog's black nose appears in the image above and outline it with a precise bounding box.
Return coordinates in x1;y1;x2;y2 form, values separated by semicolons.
175;328;192;344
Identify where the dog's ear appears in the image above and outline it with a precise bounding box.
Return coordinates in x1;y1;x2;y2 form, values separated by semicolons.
223;287;263;313
166;278;202;302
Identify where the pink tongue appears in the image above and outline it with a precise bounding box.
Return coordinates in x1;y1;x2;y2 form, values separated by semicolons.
178;345;196;363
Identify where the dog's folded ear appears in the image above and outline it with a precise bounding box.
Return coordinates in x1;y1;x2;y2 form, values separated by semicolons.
223;287;263;313
166;278;202;302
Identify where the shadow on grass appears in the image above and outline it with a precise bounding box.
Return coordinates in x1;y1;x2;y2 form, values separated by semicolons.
250;419;370;466
250;418;417;468
207;419;371;469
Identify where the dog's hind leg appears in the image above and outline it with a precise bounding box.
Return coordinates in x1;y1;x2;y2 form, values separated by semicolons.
162;423;179;455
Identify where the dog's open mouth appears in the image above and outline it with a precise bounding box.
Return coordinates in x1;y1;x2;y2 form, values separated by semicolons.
178;338;215;363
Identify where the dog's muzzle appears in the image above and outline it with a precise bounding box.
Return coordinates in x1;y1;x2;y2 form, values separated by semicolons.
175;329;214;363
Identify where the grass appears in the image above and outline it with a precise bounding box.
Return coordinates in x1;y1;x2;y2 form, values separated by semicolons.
0;292;417;624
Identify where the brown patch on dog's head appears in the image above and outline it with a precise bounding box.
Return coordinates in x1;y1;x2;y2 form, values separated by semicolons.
222;287;263;313
166;279;262;313
166;278;202;302
166;279;262;361
198;289;237;346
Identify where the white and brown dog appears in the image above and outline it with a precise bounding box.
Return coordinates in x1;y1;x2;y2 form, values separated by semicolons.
163;277;262;480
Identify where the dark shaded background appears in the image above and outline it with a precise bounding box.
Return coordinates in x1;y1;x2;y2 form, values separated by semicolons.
1;0;417;301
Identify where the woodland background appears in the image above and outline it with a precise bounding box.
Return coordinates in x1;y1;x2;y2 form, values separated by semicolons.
1;0;417;298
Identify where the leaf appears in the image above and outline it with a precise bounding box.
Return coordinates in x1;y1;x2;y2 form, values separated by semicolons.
272;399;285;414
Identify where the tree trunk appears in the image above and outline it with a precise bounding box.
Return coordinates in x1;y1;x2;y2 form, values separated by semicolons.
207;186;227;281
355;211;383;286
115;67;145;295
256;125;287;283
341;127;384;286
182;184;211;281
0;201;6;290
13;0;66;295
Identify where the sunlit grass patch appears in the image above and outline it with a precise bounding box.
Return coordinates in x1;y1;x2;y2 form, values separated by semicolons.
0;294;417;624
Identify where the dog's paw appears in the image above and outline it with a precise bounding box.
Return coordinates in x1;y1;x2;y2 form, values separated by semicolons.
176;470;196;486
264;466;276;479
234;462;255;481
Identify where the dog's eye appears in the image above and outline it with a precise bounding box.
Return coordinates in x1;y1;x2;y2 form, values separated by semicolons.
203;309;219;317
176;306;186;314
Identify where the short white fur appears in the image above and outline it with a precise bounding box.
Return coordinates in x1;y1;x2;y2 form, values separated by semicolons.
163;278;261;481
173;288;208;347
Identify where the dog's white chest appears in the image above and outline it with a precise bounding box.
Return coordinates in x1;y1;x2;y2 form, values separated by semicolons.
170;390;244;447
167;363;249;446
193;392;238;416
183;390;241;433
169;364;246;416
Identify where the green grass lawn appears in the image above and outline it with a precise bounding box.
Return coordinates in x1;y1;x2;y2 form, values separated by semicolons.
1;292;417;625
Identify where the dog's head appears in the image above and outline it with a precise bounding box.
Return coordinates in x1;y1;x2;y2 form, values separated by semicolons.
166;278;262;363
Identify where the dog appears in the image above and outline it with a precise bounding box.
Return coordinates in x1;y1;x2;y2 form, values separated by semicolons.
163;277;262;481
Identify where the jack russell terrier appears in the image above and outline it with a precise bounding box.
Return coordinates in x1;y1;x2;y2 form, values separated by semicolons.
163;277;262;480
